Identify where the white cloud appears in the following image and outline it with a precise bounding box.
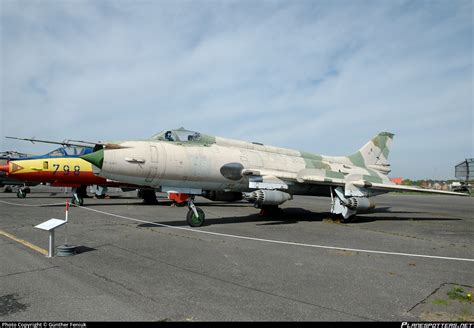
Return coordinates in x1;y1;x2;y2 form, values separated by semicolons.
0;0;472;179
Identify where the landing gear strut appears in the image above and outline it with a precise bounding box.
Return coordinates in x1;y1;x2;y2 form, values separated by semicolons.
71;185;87;206
329;186;376;223
17;188;27;198
16;186;31;198
139;188;158;205
168;193;206;227
330;187;357;223
186;197;205;227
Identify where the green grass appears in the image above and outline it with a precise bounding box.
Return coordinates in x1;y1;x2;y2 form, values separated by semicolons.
447;286;472;302
432;299;449;305
458;308;474;321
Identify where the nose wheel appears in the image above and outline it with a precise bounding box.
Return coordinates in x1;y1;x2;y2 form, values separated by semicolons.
186;197;205;227
186;207;205;227
168;193;206;227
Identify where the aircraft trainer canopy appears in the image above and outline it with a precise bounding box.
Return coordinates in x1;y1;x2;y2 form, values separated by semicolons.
150;128;203;142
46;146;93;157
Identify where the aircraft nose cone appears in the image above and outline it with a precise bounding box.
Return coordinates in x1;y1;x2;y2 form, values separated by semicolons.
81;149;104;169
0;164;9;173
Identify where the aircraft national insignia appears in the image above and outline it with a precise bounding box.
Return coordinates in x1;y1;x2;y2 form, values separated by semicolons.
11;163;23;173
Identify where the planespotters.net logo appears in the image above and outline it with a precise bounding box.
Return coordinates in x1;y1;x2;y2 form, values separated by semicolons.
402;323;474;328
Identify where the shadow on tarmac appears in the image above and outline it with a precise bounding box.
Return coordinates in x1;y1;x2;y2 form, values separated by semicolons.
137;206;461;228
2;195;462;225
74;246;97;255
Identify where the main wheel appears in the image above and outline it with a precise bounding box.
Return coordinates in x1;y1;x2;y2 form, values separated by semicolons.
76;185;88;198
17;189;27;198
341;214;357;223
186;207;205;227
71;196;84;206
259;205;281;217
141;189;158;205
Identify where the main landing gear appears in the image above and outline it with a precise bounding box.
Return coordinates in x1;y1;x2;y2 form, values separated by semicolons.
258;204;282;217
71;185;88;206
330;186;375;223
138;188;158;205
168;193;206;227
16;186;31;198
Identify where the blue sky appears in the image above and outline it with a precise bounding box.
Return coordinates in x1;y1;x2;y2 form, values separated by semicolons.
0;0;472;179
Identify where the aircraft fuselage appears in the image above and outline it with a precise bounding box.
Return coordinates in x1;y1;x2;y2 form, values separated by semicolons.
1;157;107;187
93;139;383;197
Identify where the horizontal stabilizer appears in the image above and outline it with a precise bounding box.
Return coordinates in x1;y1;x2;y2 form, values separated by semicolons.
352;181;469;196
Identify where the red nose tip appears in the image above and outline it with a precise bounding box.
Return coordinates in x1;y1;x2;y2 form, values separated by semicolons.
0;164;9;173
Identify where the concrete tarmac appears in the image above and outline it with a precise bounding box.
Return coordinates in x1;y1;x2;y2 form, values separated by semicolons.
0;187;472;321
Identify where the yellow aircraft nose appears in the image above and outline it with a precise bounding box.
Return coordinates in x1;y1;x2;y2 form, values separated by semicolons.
0;164;9;173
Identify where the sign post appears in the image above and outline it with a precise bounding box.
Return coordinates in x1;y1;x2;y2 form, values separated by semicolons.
35;218;67;258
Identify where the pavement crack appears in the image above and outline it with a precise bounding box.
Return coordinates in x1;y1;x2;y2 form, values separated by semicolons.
408;283;446;313
108;243;377;321
408;282;474;313
0;266;59;278
348;226;470;249
89;271;158;302
60;259;162;306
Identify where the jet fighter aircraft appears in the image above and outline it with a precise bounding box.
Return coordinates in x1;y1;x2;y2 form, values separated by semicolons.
0;143;105;203
0;151;38;192
2;137;169;205
80;128;466;227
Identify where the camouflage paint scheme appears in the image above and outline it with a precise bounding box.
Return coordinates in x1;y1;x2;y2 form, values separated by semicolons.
81;128;465;222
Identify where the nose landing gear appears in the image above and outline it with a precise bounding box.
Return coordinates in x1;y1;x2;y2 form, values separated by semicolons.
168;192;206;227
186;201;205;227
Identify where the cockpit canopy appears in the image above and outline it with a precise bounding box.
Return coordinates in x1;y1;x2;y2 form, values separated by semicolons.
150;128;202;142
46;146;93;157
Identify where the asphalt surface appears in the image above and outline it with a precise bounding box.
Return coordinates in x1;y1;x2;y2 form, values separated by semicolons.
0;186;473;321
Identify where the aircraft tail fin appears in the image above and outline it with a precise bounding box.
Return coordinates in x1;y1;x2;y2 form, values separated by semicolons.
348;132;394;174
